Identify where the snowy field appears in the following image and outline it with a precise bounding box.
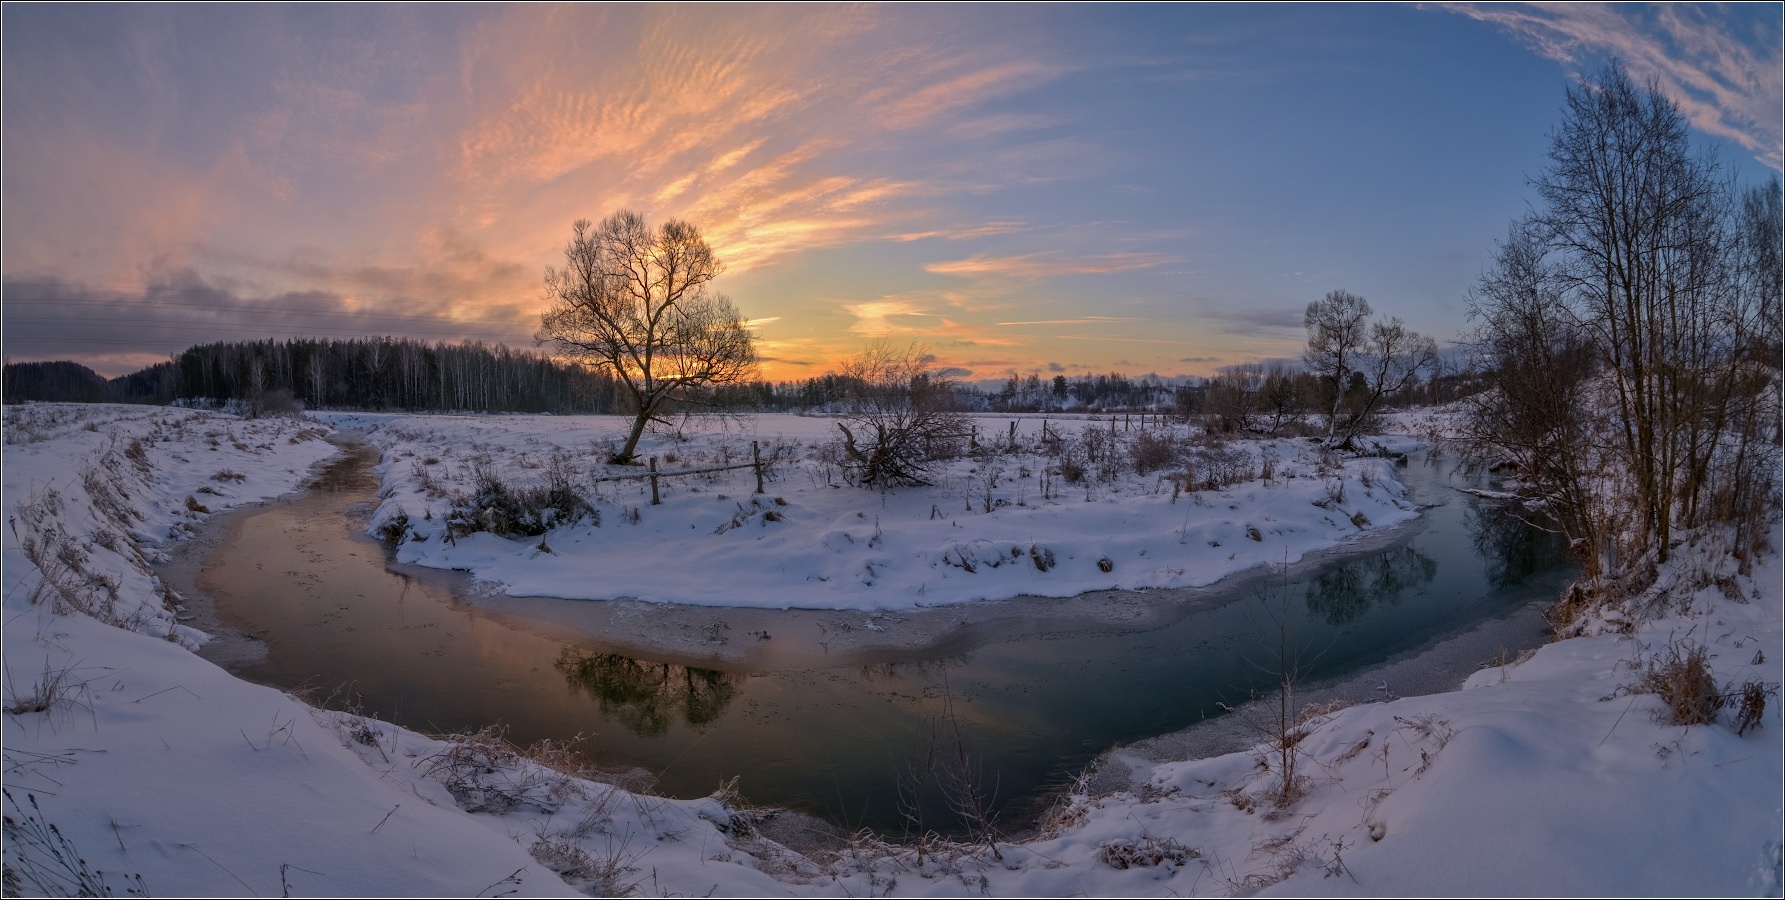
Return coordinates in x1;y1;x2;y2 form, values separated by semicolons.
3;403;1778;897
338;412;1422;609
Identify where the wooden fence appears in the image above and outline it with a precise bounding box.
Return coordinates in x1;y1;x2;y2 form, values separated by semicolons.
588;440;768;504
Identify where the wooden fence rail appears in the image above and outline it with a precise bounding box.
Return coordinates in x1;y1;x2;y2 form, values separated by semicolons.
589;440;769;504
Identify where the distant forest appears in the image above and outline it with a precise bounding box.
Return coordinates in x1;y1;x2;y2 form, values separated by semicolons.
5;339;624;414
4;336;1472;417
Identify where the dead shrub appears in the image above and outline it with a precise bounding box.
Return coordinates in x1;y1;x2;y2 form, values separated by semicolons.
1638;640;1722;726
1732;680;1777;736
1097;835;1198;869
1129;431;1178;475
529;832;644;897
447;463;591;539
417;725;595;815
376;509;412;549
1181;445;1259;491
834;343;970;488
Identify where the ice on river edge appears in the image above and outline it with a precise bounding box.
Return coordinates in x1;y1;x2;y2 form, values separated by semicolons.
2;403;1777;897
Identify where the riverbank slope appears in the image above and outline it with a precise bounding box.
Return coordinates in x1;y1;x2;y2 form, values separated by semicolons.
4;404;1776;896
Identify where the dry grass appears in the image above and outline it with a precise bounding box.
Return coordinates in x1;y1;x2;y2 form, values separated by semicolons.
416;725;601;816
3;660;90;719
3;789;148;898
1732;680;1776;736
528;831;645;897
1096;835;1199;869
1637;640;1723;726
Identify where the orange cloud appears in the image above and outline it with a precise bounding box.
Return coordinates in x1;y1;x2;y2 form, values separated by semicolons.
878;60;1069;130
925;252;1178;280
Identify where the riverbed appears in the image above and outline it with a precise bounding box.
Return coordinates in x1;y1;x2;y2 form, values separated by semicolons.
166;438;1573;836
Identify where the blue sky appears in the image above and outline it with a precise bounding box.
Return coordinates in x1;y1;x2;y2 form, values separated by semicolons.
3;3;1779;380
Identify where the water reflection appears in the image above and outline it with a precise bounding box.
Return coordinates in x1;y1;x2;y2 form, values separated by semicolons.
1302;545;1438;625
1466;503;1570;590
199;444;1578;835
555;649;744;736
857;657;973;684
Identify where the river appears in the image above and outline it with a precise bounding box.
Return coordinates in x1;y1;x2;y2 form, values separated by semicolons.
168;438;1573;837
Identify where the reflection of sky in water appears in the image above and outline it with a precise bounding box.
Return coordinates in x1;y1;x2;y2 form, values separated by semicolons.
206;452;1572;835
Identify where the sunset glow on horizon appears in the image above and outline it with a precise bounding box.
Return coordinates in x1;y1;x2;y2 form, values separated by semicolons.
4;4;1779;382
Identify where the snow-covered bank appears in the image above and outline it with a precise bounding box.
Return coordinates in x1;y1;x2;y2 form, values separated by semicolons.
5;404;1776;897
0;406;798;896
341;413;1420;610
966;553;1781;897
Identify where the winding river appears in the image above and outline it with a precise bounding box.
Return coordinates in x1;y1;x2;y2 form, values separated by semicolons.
171;438;1573;836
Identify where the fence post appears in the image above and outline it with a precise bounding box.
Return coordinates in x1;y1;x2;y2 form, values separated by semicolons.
649;457;660;505
753;440;764;494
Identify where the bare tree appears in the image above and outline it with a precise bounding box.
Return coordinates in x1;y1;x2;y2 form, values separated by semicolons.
1463;63;1781;601
1302;289;1372;444
1461;224;1608;575
1205;362;1263;433
1258;362;1305;435
1305;290;1435;447
833;342;969;487
538;211;757;463
1342;317;1438;446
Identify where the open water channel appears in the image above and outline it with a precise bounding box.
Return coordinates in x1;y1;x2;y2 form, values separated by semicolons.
170;438;1573;836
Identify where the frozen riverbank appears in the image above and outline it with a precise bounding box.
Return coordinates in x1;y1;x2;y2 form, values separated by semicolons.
342;412;1422;610
5;404;1776;896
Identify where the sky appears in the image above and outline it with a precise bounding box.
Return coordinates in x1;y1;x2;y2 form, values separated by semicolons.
3;3;1780;382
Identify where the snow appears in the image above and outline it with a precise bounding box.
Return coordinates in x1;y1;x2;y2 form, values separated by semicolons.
4;403;1777;897
340;412;1421;610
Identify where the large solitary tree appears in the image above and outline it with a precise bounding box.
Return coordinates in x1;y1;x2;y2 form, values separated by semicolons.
538;211;758;463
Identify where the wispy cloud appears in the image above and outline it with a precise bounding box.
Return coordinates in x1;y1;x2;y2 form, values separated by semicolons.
925;251;1177;280
1441;2;1783;168
842;297;936;337
995;316;1139;326
877;61;1069;130
888;220;1030;242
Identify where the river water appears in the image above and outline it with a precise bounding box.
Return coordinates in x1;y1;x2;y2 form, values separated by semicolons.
177;440;1572;836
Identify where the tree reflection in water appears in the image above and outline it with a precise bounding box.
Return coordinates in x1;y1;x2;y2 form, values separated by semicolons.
1303;544;1439;625
1466;502;1570;591
857;656;972;685
555;649;744;737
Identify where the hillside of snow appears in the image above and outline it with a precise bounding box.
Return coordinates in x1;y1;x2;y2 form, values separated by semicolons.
3;403;1776;897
